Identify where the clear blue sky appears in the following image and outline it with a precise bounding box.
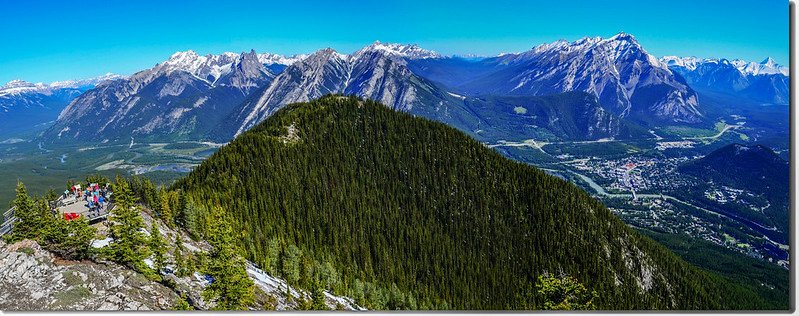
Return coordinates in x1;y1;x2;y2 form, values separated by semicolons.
0;0;789;84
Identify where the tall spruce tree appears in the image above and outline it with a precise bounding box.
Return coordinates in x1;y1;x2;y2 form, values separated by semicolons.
174;236;189;277
202;206;255;310
158;189;174;227
109;176;152;275
7;182;45;242
149;221;166;273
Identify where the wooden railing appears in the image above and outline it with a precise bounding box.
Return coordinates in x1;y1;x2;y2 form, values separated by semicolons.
0;207;16;237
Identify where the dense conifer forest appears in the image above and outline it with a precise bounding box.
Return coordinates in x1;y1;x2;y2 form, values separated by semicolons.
167;95;781;310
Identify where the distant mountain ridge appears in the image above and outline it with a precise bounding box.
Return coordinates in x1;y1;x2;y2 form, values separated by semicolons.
0;74;123;138
660;56;789;104
411;33;703;124
45;50;288;142
224;42;460;139
34;33;789;144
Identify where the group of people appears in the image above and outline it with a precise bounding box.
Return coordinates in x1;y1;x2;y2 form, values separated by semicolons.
63;182;113;215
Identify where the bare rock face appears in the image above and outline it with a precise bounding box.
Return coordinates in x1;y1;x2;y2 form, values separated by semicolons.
0;211;364;311
0;240;178;311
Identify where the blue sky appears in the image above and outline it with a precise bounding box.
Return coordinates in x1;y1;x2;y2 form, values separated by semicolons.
0;0;789;84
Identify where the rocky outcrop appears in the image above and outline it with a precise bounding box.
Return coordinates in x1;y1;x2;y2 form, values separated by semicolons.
0;210;364;311
0;239;178;311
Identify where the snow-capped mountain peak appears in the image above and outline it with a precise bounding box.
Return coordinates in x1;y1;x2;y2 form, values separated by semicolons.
2;79;38;89
0;80;47;97
731;57;787;76
660;56;701;71
355;41;442;59
662;56;789;76
257;53;308;66
608;31;637;42
1;73;125;98
156;50;274;85
49;73;125;89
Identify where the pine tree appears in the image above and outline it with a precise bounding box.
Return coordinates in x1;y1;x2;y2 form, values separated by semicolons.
7;181;44;242
535;275;597;310
41;216;97;260
174;236;189;277
181;200;202;240
45;188;59;202
150;221;166;273
264;238;281;275
282;245;302;286
109;176;152;275
201;206;255;310
158;189;174;227
311;284;329;310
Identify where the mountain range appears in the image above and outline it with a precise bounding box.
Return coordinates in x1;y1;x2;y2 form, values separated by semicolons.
0;33;784;145
660;56;789;104
0;74;122;139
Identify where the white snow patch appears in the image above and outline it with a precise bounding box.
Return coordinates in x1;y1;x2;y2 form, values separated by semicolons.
90;237;114;248
447;92;466;100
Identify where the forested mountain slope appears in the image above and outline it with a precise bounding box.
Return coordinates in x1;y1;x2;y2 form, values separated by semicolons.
172;95;777;310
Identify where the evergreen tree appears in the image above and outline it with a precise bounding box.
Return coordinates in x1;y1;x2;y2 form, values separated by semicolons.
174;236;189;277
41;216;97;260
314;261;338;291
282;245;302;286
158;189;174;227
45;188;59;202
535;275;597;310
311;285;329;310
181;200;202;240
201;206;255;310
149;221;167;273
264;238;281;275
109;176;152;275
7;181;44;242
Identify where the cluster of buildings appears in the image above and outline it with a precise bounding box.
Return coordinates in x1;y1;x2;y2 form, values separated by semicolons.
563;156;690;195
655;140;695;151
704;186;745;204
609;197;765;261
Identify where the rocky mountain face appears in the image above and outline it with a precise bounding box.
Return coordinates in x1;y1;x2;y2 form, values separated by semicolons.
0;209;363;311
0;75;121;139
224;42;456;139
413;33;702;124
37;34;789;145
44;50;283;143
460;92;649;142
661;56;789;104
0;239;178;310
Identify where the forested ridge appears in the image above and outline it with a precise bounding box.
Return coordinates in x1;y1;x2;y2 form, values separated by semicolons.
170;95;779;310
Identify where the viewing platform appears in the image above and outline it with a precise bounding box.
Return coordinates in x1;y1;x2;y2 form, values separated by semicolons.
55;190;114;224
0;184;115;237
